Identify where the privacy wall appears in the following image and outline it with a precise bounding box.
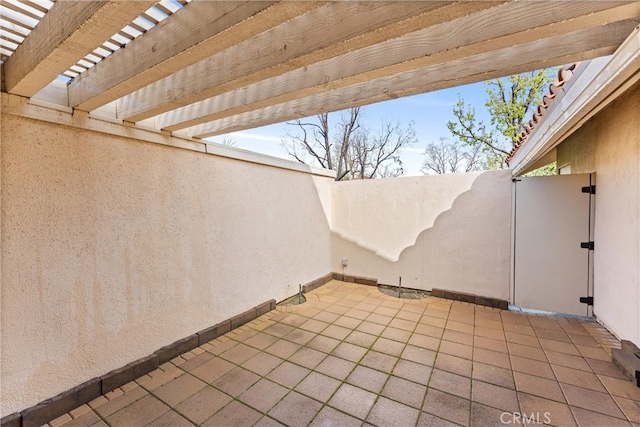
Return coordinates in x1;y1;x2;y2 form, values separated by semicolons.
0;114;333;416
557;83;640;347
331;170;513;300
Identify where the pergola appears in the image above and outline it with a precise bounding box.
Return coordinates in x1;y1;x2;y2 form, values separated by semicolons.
1;0;639;140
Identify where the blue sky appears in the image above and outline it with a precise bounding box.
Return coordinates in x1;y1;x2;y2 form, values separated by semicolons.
210;81;492;176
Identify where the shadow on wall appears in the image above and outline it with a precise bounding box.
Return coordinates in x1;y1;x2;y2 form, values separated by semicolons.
332;170;512;300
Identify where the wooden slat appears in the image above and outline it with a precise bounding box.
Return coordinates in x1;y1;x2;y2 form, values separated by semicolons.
69;0;312;111
183;21;634;138
156;0;639;132
117;1;502;122
3;0;155;97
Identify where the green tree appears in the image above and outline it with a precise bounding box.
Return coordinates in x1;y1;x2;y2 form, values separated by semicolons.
447;69;557;171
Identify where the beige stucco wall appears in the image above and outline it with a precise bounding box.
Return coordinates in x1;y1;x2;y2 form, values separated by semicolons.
331;170;513;299
555;83;640;346
0;114;332;416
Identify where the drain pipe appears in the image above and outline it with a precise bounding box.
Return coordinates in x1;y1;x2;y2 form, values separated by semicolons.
398;276;402;298
299;284;303;304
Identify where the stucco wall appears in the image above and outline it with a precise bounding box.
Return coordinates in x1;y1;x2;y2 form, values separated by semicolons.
331;170;513;299
555;83;640;346
0;114;332;416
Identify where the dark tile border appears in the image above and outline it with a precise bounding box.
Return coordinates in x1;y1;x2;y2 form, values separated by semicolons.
0;412;21;427
9;298;277;427
21;378;101;427
432;288;509;310
302;272;334;293
101;354;159;394
155;335;198;365
612;340;640;387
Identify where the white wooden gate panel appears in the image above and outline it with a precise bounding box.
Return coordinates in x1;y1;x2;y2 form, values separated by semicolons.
514;174;593;316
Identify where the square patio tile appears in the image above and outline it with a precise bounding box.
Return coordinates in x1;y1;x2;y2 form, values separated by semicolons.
408;333;440;351
552;365;606;392
471;361;515;390
212;367;260;397
201;401;262;427
561;383;626;419
145;410;194;427
345;330;377;348
244;332;280;350
189;357;235;384
241;351;283;376
264;339;301;359
392;359;432;386
288;346;327;369
333;315;363;330
328;383;377;420
367;396;421;426
470;402;506;426
360;350;398;373
315;355;356;381
295;371;341;402
401;344;437;366
153;374;207;407
570;406;630;427
422;388;470;426
267;361;310;388
307;335;341;354
517;392;577;427
545;349;593;372
416;412;462;427
269;391;323;426
380;326;413;343
434;353;472;377
105;394;170;427
439;340;473;360
310;406;362;427
598;375;640;401
331;341;368;362
613;395;640;423
473;347;511;368
474;336;508;353
510;355;555;379
372;337;406;357
381;375;426;409
219;343;260;365
238;378;289;413
346;365;389;393
357;321;386;336
513;372;565;403
321;324;352;340
175;386;232;425
428;369;471;400
471;380;519;413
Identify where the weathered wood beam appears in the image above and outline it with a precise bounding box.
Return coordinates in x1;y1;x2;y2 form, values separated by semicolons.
3;0;155;97
68;1;325;112
157;1;639;132
118;1;502;122
184;20;635;138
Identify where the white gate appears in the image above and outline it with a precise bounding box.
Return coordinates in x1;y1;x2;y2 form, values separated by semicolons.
513;173;595;316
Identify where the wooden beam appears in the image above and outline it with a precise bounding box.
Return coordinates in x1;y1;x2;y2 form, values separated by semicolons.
3;0;155;97
184;20;634;138
118;1;502;122
156;1;639;132
68;1;326;111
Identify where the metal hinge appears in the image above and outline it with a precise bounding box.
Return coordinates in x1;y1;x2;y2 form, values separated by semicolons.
579;296;594;305
581;241;595;250
581;185;596;194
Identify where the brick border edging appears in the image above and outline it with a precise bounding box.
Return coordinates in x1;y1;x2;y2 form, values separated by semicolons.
300;272;377;295
612;340;640;387
431;288;509;310
1;299;276;427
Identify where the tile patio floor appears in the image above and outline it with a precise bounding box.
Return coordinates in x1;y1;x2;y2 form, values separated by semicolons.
48;280;639;427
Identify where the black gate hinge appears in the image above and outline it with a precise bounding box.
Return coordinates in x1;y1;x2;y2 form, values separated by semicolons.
581;185;596;194
580;296;594;305
581;241;595;250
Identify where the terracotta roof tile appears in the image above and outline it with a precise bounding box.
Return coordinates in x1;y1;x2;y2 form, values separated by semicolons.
506;63;580;165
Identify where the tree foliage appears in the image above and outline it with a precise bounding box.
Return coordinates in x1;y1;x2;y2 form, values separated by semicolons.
446;69;556;170
283;107;416;180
